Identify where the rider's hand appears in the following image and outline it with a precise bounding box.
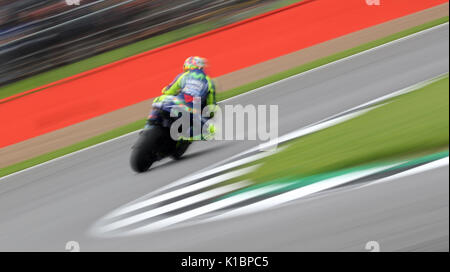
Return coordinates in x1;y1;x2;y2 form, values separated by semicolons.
202;123;216;140
208;123;216;135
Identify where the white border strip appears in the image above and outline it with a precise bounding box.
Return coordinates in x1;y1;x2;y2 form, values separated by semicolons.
123;164;397;235
361;156;449;188
98;180;251;233
201;165;400;223
106;165;260;218
206;157;449;223
124;182;291;236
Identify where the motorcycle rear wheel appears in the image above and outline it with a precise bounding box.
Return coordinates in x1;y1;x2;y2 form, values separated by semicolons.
130;126;165;172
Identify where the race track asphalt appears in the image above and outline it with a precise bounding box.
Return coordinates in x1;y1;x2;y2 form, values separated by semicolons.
0;24;448;251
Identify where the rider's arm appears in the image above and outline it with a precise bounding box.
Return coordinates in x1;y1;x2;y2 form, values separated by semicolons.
206;76;216;105
205;76;217;118
154;73;187;103
162;72;188;95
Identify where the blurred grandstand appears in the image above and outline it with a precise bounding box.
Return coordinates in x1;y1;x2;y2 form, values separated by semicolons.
0;0;283;87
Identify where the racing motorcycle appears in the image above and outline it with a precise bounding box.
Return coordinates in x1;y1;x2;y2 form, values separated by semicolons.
130;95;195;173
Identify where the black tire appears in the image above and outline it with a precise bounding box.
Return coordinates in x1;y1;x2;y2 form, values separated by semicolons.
130;126;165;173
171;140;191;160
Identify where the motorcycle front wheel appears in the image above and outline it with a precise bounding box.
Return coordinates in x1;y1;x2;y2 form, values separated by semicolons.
171;140;191;160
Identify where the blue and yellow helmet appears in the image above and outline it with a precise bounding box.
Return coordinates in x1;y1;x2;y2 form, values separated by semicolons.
183;56;206;71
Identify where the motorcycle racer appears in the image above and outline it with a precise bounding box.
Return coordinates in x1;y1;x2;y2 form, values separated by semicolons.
149;56;217;139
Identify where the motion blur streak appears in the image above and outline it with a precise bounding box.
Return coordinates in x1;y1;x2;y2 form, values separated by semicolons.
0;24;447;251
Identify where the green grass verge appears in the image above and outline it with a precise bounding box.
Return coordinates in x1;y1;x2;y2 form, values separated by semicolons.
220;150;449;199
0;17;448;178
246;75;449;183
0;119;146;177
0;0;302;100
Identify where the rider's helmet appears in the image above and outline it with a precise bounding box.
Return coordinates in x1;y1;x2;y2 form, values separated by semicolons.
183;56;206;72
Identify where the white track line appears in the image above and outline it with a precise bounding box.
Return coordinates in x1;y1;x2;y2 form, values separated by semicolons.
255;104;385;152
106;165;260;219
98;180;251;233
202;165;398;223
124;182;291;236
360;157;449;189
157;146;285;191
1;22;447;181
0;130;138;181
123;164;394;235
203;157;449;224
